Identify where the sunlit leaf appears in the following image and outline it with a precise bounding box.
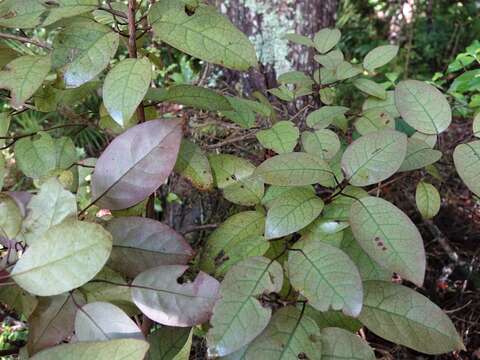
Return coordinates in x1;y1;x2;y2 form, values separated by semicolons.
349;196;425;286
106;216;194;278
207;257;283;357
398;138;442;172
91;119;182;210
301;129;341;160
395;80;451;134
288;237;363;316
354;109;395;135
353;78;386;99
147;326;192;360
256;121;299;154
359;281;465;355
149;0;257;70
314;28;341;54
306;106;349;129
363;45;399;72
341;129;407;186
12;220;112;296
415;181;441;219
321;327;375;360
132;265;220;327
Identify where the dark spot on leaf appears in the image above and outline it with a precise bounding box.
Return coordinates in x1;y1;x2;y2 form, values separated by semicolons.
382;246;387;251
374;237;380;242
231;174;237;180
298;352;308;359
176;267;200;284
377;241;384;247
184;5;196;16
1;11;16;19
214;250;229;267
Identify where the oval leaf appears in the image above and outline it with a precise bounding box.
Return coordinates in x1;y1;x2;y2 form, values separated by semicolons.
321;327;375;360
301;129;341;160
453;141;480;197
0;193;23;240
354;109;395;135
363;45;399;72
91;119;182;210
415;181;441;219
398;138;442;172
314;28;341;54
353;78;386;99
174;139;213;191
256;121;299;154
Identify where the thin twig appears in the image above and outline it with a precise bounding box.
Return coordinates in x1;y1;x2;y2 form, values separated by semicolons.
0;32;51;50
206;132;257;149
182;223;218;235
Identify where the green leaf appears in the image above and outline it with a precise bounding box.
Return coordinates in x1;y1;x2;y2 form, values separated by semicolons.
304;306;362;333
132;265;220;327
394;80;451;134
0;284;38;318
200;211;267;276
473;112;480;138
284;33;314;47
363;45;399;72
222;97;269;128
349;196;426;286
149;0;257;70
288;237;363;316
314;28;341;54
207;257;283;357
35;81;101;112
354;109;395;135
341;129;407;186
340;229;391;281
363;91;400;118
301;129;341;160
42;0;98;26
398;138;442;172
15;132;77;179
20;178;76;245
0;55;51;108
314;49;344;69
244;306;322;359
415;181;441;219
359;281;465;355
411;131;437;148
353;78;386;99
265;187;324;239
300;218;346;247
320;87;336;105
0;112;11;147
321;327;375;360
262;185;314;209
256;121;299;154
52;19;119;88
0;0;45;28
306;106;349;129
174;139;213;191
30;339;150;360
75;302;143;341
0;193;23;239
335;61;362;81
278;71;314;87
255;152;334;187
147;327;192;360
103;58;152;127
12;220;112;296
453;141;480;197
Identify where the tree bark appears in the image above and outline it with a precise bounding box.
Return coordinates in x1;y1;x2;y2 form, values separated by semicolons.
217;0;339;94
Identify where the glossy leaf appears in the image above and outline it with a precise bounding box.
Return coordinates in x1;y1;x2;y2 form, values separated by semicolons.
12;220;112;296
354;109;395;135
265;186;324;239
363;45;399;72
91;119;182;210
321;327;375;360
103;58;152;127
200;211;267;276
359;281;465;354
30;339;150;360
301;129;341;160
207;257;283;357
341;129;407;186
174;139;213;190
398;138;442;172
106;216;194;278
147;326;192;360
395;80;451;134
0;55;51;108
288;237;363;317
314;28;341;53
306;106;349;129
415;181;441;219
149;0;257;70
244;306;322;359
132;265;220;327
349;196;426;286
353;78;386;99
255;152;334;187
52;19;119;88
0;193;23;240
256;121;299;154
453;141;480;197
75;302;143;341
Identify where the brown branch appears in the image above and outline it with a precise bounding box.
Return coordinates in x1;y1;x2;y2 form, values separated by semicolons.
0;32;51;50
182;223;218;235
206;132;258;149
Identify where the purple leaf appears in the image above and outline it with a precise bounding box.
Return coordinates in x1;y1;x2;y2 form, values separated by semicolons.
105;216;194;278
91;120;183;210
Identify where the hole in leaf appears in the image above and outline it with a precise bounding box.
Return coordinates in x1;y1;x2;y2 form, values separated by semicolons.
214;250;229;267
184;5;196;16
176;267;200;284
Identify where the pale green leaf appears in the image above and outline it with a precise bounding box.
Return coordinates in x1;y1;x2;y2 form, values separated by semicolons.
453;141;480;197
314;49;344;69
0;112;11;147
255;152;335;187
0;0;45;28
353;78;386;99
174;139;213;191
103;58;152;127
398;138;442;172
52;19;119;88
222;97;270;128
284;33;314;47
200;211;267;276
0;193;22;239
363;45;399;72
42;0;98;26
0;284;37;318
265;186;324;239
321;327;375;360
411;131;437;148
320;87;336;104
359;281;465;355
322;186;369;221
341;129;407;186
335;61;362;81
395;80;451;134
349;196;426;286
301;129;341;160
304;306;362;333
148;327;192;360
149;0;257;70
318;67;338;85
207;257;283;357
415;181;441;219
0;153;6;190
355;109;395;135
288;237;363;316
12;220;112;296
362;91;400;118
473;112;480;138
30;339;150;360
35;81;101;112
244;306;322;360
0;55;51;108
268;86;295;102
314;28;341;54
306;106;349;129
256;121;299;154
278;71;314;86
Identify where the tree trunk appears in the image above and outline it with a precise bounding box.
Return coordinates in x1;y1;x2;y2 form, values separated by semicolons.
217;0;339;95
